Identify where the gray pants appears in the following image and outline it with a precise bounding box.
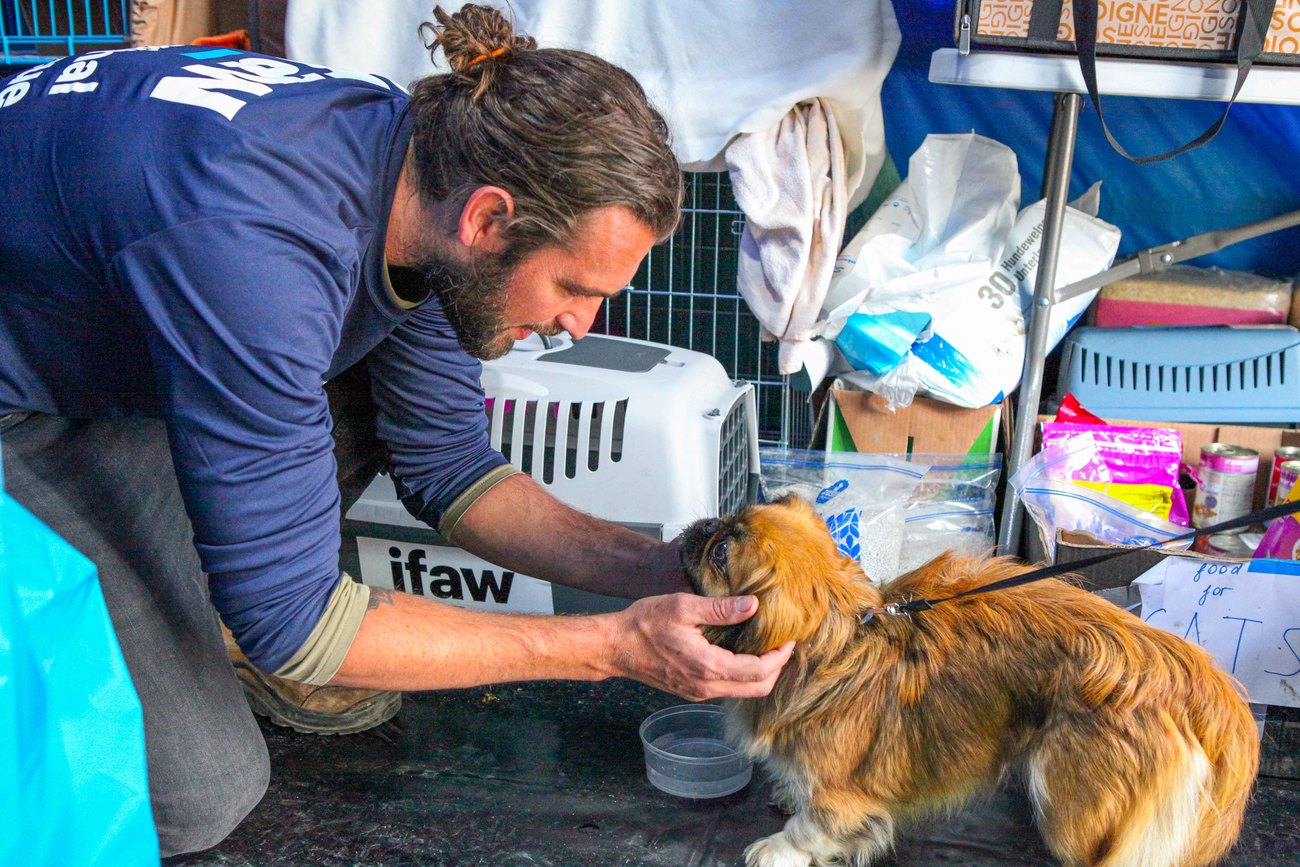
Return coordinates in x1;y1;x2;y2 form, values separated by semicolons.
0;364;386;856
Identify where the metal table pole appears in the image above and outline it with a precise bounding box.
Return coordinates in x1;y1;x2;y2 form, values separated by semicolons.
997;91;1082;556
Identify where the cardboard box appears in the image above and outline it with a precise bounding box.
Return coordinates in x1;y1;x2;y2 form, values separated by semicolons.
1052;529;1222;591
130;0;248;46
1037;415;1300;511
828;386;1006;456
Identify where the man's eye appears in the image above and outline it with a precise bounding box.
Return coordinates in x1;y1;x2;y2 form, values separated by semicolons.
709;540;730;570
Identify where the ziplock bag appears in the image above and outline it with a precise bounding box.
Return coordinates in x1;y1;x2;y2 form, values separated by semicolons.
900;503;997;574
759;449;929;582
1011;438;1191;559
1040;422;1189;526
901;453;1002;571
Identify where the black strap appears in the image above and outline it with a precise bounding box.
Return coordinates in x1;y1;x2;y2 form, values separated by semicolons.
1072;0;1278;163
1027;0;1064;44
894;497;1300;615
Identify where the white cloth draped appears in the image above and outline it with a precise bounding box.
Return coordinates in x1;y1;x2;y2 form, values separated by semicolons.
285;0;898;199
726;98;857;376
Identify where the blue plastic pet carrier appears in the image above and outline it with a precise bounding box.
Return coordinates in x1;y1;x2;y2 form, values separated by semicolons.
2;0;128;65
1055;326;1300;424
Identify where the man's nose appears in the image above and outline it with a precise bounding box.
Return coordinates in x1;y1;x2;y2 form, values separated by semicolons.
557;298;604;340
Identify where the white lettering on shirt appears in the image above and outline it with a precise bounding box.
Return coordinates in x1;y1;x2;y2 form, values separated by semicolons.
0;61;56;108
47;59;101;94
149;58;324;120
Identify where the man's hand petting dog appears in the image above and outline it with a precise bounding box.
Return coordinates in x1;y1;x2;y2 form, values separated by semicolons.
605;593;795;701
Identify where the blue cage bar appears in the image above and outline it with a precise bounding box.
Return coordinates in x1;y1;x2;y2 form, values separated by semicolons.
2;0;129;65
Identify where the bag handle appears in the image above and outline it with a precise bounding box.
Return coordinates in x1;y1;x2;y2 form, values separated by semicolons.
1073;0;1278;163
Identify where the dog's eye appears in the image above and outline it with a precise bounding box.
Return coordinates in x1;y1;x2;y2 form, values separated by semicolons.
709;540;730;570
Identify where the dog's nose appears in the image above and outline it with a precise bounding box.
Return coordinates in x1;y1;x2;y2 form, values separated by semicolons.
698;518;722;537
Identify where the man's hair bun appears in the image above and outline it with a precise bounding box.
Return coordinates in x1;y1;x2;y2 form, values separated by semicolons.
407;3;683;265
422;4;536;100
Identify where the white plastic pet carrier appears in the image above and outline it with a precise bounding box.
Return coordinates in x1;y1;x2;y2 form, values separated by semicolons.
341;333;759;614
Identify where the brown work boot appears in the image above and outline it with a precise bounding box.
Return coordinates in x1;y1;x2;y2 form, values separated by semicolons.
222;623;401;735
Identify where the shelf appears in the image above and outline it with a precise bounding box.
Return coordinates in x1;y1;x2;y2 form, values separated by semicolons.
930;48;1300;106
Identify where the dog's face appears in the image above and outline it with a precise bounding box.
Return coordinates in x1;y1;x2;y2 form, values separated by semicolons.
679;494;873;654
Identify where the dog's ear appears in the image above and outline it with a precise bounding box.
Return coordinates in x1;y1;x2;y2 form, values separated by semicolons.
730;558;833;653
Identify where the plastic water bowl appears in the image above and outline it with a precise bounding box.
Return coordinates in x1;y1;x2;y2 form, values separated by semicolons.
639;704;753;799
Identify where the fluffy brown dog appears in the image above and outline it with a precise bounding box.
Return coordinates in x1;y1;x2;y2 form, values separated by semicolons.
680;494;1258;867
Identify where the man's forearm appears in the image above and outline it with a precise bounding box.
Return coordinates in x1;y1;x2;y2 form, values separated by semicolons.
330;586;617;690
326;476;684;690
448;472;689;598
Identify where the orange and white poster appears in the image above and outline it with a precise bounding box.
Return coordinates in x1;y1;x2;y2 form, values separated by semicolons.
976;0;1300;54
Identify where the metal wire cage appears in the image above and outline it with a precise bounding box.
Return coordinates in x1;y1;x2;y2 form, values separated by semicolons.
1;0;128;65
594;172;815;449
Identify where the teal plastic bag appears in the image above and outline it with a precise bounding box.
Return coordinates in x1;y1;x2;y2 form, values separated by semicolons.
0;450;159;866
834;310;932;376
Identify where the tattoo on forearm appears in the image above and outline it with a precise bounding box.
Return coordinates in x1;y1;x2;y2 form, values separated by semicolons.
367;587;397;610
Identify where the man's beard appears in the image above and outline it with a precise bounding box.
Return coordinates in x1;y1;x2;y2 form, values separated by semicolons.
418;252;524;361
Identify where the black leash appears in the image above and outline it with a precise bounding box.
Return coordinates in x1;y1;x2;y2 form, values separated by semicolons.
861;498;1300;621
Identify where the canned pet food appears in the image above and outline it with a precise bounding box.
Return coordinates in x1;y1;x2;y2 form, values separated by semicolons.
1267;447;1300;507
1205;532;1256;559
1193;444;1259;531
1273;460;1300;508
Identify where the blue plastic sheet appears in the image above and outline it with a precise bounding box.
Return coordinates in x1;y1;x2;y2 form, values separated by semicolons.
835;310;932;375
885;2;1300;278
0;451;158;866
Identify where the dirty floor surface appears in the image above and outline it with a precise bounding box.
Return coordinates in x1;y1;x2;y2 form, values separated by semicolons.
164;679;1300;866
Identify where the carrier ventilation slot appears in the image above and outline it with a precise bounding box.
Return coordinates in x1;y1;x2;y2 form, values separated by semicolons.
717;397;752;515
1074;348;1290;396
488;397;628;484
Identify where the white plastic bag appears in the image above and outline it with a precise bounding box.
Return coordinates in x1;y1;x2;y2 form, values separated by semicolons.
826;133;1021;408
826;134;1121;409
1003;183;1122;354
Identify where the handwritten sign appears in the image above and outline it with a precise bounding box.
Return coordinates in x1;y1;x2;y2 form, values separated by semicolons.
1136;558;1300;708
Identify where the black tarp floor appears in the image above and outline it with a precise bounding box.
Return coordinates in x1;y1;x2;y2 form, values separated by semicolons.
163;679;1300;867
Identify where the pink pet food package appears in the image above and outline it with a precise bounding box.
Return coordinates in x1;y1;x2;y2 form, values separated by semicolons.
1040;421;1189;527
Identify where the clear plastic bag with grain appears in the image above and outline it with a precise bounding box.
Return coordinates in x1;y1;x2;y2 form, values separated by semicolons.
759;449;929;583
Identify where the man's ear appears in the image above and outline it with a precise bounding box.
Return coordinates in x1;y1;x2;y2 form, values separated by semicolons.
457;186;515;254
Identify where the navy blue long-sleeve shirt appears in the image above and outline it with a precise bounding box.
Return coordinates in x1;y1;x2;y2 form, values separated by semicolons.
0;46;508;670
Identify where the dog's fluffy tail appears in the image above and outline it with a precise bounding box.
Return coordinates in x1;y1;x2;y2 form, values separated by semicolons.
1033;630;1258;867
1187;670;1259;867
1100;649;1259;867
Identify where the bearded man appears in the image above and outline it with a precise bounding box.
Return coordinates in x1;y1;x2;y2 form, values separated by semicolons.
0;5;792;856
